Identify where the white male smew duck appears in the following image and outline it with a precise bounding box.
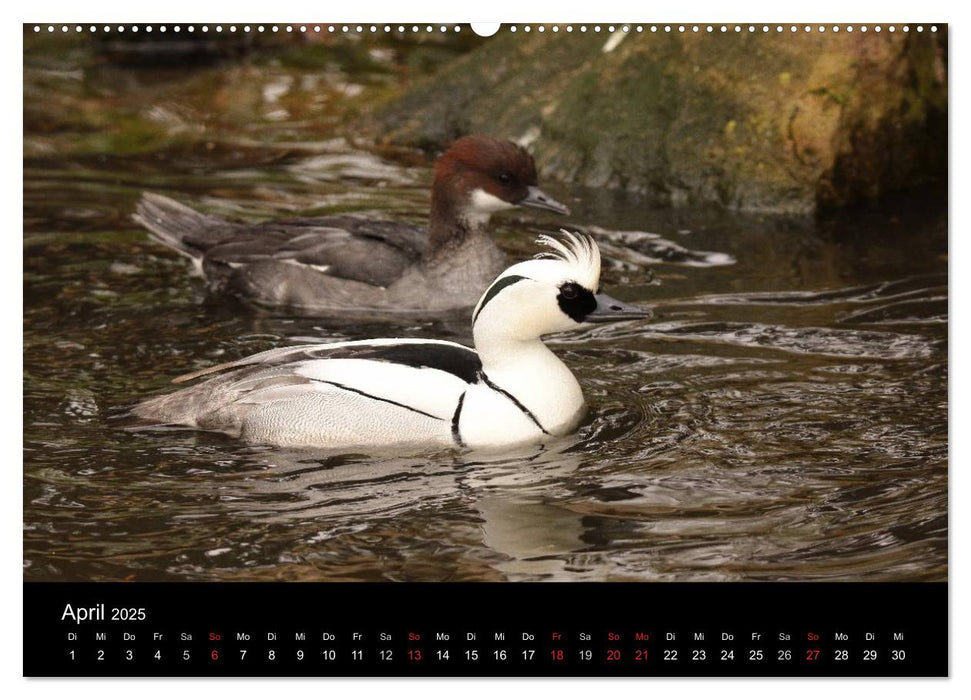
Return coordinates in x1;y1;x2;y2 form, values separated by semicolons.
133;231;650;449
133;135;569;312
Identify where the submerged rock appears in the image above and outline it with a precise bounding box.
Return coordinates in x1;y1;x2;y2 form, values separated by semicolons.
375;28;947;215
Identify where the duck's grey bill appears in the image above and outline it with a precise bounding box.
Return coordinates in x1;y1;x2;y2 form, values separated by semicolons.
586;293;653;323
520;186;570;216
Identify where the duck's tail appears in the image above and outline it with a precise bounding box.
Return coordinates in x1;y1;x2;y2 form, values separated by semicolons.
133;193;232;261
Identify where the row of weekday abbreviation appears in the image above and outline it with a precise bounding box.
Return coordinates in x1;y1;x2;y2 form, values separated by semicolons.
63;630;910;644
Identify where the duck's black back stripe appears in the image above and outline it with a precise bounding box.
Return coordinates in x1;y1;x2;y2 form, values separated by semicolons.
478;372;550;435
451;391;467;447
473;275;529;325
300;343;482;384
310;379;444;421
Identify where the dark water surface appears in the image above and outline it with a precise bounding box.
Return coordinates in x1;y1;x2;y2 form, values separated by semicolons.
24;35;947;582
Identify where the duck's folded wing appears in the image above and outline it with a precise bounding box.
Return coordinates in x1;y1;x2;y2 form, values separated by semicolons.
136;340;479;431
256;358;467;422
136;193;428;288
202;216;426;288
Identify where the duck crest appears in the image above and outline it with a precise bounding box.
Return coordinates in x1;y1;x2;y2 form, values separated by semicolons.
534;229;601;290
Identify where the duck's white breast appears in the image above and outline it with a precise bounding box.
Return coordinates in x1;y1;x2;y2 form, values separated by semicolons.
457;383;550;448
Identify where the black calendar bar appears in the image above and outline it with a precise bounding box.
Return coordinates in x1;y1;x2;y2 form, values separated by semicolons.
24;582;947;677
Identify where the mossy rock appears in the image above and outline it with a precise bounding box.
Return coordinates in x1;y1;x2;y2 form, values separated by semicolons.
373;28;947;215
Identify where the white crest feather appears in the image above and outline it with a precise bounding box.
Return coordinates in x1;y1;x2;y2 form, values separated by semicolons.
534;229;601;290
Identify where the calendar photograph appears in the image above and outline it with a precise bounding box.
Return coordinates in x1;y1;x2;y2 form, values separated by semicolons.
24;22;947;598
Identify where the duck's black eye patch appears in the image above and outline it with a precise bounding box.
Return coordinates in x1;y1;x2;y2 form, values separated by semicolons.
557;282;597;322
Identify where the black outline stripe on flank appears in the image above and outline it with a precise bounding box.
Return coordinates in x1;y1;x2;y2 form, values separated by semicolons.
473;275;529;325
478;371;550;435
309;379;445;421
451;391;467;447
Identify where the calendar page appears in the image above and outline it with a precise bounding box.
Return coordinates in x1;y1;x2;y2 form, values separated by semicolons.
22;19;948;678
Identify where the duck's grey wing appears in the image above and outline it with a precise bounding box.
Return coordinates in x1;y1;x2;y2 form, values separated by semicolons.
203;227;422;289
134;194;427;289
